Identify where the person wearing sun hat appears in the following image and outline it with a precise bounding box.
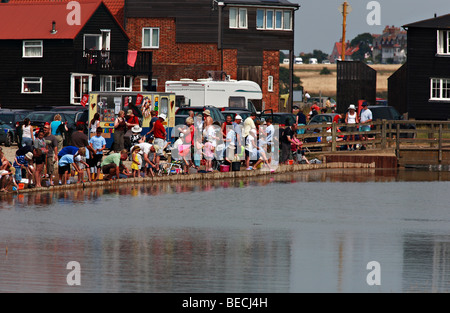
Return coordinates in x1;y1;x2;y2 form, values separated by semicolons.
13;151;33;184
345;104;359;150
130;125;143;147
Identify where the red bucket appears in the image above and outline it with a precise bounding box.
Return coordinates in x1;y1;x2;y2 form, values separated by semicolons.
219;165;230;172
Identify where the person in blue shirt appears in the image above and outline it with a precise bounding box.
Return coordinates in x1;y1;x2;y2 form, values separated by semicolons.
13;152;33;184
57;146;79;159
58;154;81;185
88;127;106;181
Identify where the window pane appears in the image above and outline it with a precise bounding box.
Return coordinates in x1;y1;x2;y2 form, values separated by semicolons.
283;11;291;30
239;8;247;28
257;9;265;29
266;10;274;29
152;28;159;47
143;29;150;47
85;35;100;50
22;77;42;93
229;8;237;28
23;41;42;57
275;11;282;29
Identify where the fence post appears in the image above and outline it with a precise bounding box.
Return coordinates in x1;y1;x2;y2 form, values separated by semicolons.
439;123;443;163
381;119;387;149
396;123;400;157
331;123;337;152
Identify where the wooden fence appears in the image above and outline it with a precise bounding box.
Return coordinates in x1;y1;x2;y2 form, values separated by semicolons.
295;120;450;165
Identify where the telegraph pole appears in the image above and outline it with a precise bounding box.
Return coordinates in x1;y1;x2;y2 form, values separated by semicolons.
339;1;351;61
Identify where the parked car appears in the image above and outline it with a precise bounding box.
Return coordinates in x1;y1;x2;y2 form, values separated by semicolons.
0;121;16;147
308;113;341;127
175;106;225;124
0;109;32;144
368;105;416;138
260;112;296;127
221;109;254;122
24;111;77;145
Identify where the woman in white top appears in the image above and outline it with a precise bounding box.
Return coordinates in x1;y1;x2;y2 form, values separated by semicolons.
345;104;359;150
21;118;34;148
89;113;100;136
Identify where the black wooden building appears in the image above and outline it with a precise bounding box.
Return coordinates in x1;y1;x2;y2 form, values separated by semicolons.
389;14;450;120
336;61;377;113
0;1;152;110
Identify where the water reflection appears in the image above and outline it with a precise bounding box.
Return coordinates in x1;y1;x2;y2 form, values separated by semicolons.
2;168;450;208
0;168;449;292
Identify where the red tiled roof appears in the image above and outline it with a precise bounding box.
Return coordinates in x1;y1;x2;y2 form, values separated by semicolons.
0;1;103;39
7;0;124;24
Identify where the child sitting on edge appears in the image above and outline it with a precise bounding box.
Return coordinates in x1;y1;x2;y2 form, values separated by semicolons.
131;145;141;178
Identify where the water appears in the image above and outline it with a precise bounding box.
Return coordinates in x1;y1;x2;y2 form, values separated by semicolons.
0;168;449;293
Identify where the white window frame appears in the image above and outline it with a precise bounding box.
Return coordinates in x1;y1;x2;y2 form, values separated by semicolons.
256;9;292;31
140;78;158;91
23;40;43;58
83;34;102;51
142;27;160;49
100;75;132;92
430;78;450;100
268;76;274;92
21;77;43;94
229;7;247;29
437;30;450;55
70;74;93;105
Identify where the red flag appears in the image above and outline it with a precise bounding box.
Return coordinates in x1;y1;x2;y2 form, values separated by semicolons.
127;50;137;67
80;94;89;107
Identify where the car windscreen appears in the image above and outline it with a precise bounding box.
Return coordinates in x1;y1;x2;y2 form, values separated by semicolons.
27;113;55;122
176;108;202;116
0;114;15;125
371;108;392;120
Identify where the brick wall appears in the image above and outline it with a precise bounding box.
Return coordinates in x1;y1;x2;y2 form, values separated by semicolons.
262;50;280;112
127;17;224;92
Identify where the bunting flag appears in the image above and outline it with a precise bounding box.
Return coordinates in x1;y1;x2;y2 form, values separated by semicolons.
80;94;89;107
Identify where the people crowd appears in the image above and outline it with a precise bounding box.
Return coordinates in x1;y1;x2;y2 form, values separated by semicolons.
0;101;372;192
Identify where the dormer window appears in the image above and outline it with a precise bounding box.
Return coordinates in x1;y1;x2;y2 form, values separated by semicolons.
23;40;43;58
437;30;450;55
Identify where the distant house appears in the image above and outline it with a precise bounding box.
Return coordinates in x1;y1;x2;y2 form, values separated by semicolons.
372;26;407;64
329;41;360;63
124;0;300;112
389;14;450;119
0;1;151;109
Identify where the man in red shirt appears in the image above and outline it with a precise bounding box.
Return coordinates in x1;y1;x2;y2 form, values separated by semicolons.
149;113;167;169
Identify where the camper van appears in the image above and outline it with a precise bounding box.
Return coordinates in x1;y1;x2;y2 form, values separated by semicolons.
294;57;303;64
309;58;318;64
87;91;177;148
165;78;262;113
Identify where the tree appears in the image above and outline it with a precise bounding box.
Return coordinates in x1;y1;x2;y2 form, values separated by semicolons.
350;33;374;61
279;66;302;94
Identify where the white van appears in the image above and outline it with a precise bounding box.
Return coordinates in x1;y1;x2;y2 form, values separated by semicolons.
282;58;290;64
309;58;318;64
294;57;303;64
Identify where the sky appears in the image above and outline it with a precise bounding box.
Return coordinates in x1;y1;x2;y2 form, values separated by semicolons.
291;0;450;55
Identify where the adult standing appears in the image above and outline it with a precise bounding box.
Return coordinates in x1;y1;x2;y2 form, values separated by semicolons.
151;113;167;169
359;103;372;150
345;104;359;151
43;122;58;186
232;115;243;158
145;110;159;142
125;109;139;149
89;112;100;136
243;112;257;140
294;106;307;135
71;123;95;178
21;118;34;149
113;110;126;152
51;114;67;152
280;122;298;164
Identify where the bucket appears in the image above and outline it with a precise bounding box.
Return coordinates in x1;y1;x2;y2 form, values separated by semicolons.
220;164;230;172
231;162;241;171
288;159;294;165
18;183;25;190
